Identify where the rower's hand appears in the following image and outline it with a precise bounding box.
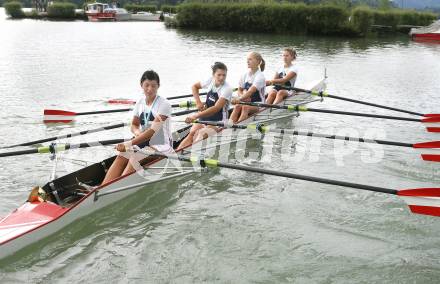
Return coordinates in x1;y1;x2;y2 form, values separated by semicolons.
231;98;240;105
266;80;273;86
196;102;206;111
115;143;127;152
185;115;197;124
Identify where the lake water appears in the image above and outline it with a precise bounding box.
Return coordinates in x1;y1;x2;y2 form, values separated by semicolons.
1;7;440;283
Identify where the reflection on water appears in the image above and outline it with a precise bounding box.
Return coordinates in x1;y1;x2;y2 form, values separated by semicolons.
1;7;440;283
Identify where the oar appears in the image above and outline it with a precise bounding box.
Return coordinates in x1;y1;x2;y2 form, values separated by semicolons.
238;102;440;132
44;101;197;123
274;84;440;118
193;121;440;163
144;150;440;218
107;92;209;105
4;109;197;149
0;138;126;158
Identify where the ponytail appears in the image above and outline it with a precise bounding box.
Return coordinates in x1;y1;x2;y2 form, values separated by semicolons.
260;58;265;72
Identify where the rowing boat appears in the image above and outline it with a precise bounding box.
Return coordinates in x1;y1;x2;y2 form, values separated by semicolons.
0;79;325;259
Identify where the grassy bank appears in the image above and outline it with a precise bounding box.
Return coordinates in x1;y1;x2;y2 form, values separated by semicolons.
175;3;437;37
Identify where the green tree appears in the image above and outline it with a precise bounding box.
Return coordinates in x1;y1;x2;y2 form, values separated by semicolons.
378;0;391;10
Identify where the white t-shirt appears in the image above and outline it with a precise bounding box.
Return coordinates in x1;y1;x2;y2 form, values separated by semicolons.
200;77;233;121
239;70;266;102
276;64;298;87
132;95;172;150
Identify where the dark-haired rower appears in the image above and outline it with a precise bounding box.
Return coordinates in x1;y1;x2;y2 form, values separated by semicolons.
178;62;233;150
101;70;173;184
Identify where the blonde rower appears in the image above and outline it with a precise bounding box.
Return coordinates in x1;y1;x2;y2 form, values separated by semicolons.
178;62;233;149
266;48;298;105
101;70;172;185
230;52;266;123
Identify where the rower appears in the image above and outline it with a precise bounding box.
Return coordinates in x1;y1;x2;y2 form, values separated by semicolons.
178;62;233;150
101;70;173;185
266;48;298;105
230;52;266;123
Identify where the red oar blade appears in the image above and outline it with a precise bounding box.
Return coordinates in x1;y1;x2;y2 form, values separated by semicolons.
107;99;136;105
424;114;440;118
43;109;76;123
398;188;440;217
427;127;440;133
421;154;440;162
422;117;440;123
413;141;440;149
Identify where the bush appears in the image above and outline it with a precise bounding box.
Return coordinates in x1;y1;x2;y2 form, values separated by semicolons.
161;5;178;14
350;7;436;34
47;3;76;19
124;4;157;13
350;6;374;36
175;3;437;37
4;1;25;18
177;3;352;35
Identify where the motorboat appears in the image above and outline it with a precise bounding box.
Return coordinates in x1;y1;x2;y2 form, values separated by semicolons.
410;20;440;42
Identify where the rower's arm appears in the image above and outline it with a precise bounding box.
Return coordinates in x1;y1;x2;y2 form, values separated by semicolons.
270;71;296;85
131;116;142;137
237;87;244;96
193;97;227;119
130;115;168;146
266;72;280;86
192;82;203;106
240;86;258;100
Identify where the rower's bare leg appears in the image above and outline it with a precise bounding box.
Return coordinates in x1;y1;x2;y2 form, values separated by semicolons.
178;124;204;150
229;105;242;123
237;105;258;122
265;90;277;104
194;125;217;142
122;150;151;176
273;90;289;105
101;155;129;185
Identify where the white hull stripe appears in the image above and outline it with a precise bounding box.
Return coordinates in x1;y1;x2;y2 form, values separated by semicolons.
0;220;49;230
400;196;440;207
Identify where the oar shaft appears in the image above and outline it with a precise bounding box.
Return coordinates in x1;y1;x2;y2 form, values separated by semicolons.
196;121;414;148
274;85;424;117
238;102;422;122
148;152;399;195
306;107;422;122
278;129;413;148
326;94;423;117
78;108;132;116
5;123;127;148
212;160;398;195
0;139;125;158
168;92;207;100
6;109;197;149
